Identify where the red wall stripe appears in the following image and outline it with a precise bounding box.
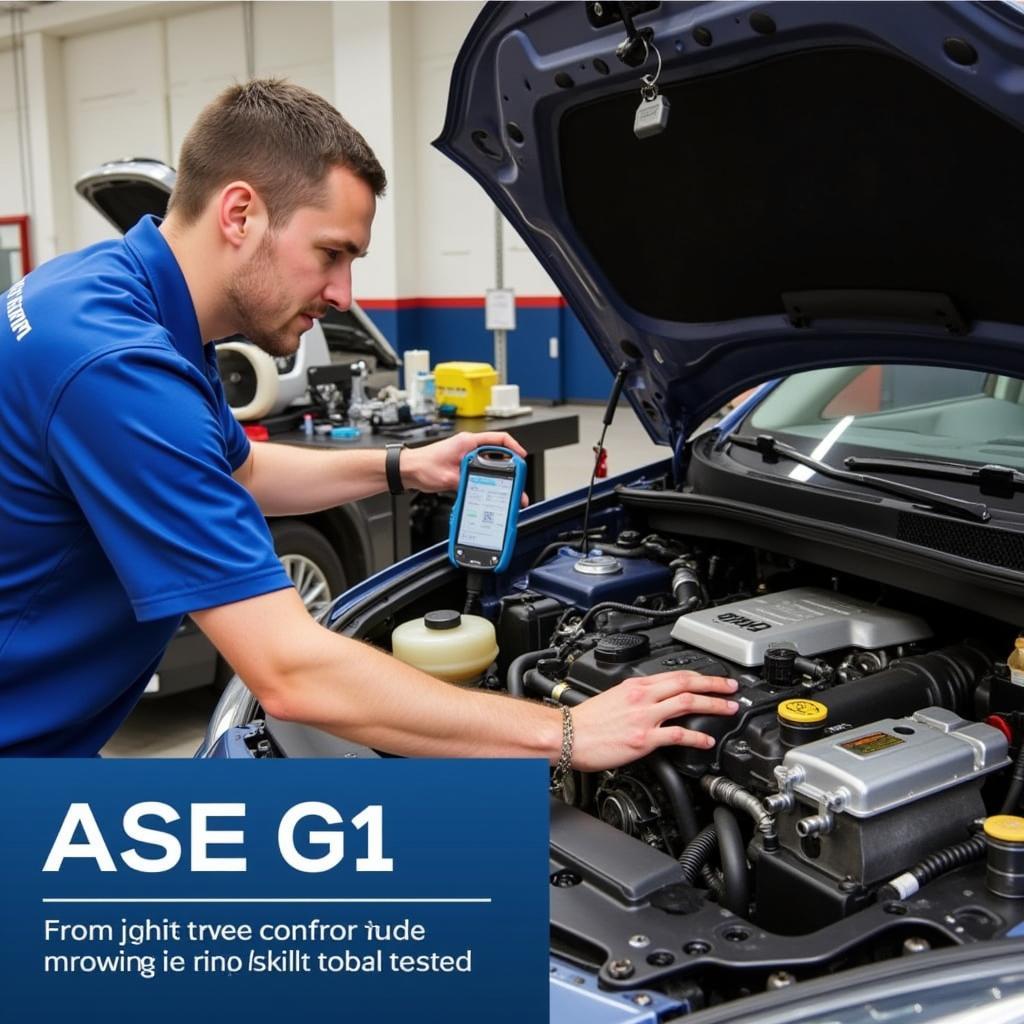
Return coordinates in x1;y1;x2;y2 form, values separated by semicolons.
356;295;567;311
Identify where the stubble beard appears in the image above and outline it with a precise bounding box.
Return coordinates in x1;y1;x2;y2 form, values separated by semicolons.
224;234;302;358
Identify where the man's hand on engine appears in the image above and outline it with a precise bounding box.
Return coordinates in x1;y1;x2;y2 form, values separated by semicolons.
569;671;740;772
401;431;530;505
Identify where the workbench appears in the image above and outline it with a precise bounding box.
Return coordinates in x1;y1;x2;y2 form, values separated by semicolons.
272;405;579;503
270;406;580;561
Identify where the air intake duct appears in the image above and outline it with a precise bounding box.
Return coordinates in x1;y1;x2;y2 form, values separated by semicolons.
814;645;990;725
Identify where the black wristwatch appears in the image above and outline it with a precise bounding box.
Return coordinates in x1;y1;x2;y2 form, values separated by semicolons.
385;443;406;496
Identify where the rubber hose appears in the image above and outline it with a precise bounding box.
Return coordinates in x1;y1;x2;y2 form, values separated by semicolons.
530;534;654;569
530;541;585;570
1001;743;1024;814
644;541;678;561
648;752;701;847
677;825;717;886
507;648;558;698
672;579;700;608
522;667;586;706
591;542;652;559
816;646;989;726
701;863;725;898
793;655;830;680
911;834;987;884
701;775;778;850
529;542;567;570
578;598;696;633
878;834;987;902
713;806;750;916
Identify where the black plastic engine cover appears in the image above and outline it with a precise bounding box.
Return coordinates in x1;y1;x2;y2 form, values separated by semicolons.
756;845;874;934
496;591;565;676
564;627;769;775
565;626;741;697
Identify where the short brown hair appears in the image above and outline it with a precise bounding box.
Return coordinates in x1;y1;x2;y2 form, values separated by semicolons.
167;78;387;228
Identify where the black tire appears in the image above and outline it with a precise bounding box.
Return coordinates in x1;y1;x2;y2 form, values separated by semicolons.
269;519;348;619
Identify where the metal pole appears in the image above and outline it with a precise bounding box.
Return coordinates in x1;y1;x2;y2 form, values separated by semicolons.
493;207;507;385
243;2;256;80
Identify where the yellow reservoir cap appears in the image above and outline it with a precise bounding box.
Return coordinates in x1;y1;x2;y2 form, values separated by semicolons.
983;815;1024;843
777;699;828;724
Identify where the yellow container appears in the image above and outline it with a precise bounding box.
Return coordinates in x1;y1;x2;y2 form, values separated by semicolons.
434;362;499;417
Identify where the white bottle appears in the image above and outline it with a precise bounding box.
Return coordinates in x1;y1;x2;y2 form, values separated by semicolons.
391;610;498;684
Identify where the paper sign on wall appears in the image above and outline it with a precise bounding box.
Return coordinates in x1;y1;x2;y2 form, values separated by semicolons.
485;289;516;331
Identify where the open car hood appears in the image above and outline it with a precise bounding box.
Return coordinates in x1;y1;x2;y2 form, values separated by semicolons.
436;1;1024;441
74;160;399;369
75;158;176;232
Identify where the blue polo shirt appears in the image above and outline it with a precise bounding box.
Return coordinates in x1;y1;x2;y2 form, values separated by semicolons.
0;216;291;754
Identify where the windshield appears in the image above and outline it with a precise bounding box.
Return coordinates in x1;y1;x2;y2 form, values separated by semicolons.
747;365;1024;470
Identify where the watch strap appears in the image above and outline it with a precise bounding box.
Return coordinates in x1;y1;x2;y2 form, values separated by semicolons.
385;443;406;496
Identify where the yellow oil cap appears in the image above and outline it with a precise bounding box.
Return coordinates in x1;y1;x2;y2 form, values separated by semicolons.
983;815;1024;843
777;699;828;724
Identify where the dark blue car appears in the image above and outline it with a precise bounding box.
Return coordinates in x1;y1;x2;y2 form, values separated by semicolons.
201;3;1024;1019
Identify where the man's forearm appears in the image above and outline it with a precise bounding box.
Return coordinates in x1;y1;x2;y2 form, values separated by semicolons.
236;442;392;515
196;591;563;759
272;634;563;760
235;430;530;516
192;589;740;770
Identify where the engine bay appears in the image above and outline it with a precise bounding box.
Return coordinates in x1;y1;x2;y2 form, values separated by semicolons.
365;514;1024;1008
215;493;1024;1010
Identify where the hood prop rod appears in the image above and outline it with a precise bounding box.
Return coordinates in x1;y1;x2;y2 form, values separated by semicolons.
578;363;630;554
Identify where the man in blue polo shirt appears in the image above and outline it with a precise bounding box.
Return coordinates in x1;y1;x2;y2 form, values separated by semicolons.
0;80;739;761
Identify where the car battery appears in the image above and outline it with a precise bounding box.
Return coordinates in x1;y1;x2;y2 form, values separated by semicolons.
434;362;498;417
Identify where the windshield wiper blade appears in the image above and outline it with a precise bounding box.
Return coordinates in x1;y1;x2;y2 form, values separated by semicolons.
726;433;991;522
844;456;1024;499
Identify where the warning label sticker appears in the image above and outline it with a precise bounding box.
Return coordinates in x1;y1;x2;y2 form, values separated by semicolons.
839;731;905;756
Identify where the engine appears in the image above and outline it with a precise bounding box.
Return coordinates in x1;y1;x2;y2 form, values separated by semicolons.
494;534;1024;947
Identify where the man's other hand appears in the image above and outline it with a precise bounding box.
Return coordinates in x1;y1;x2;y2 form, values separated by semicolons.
570;671;741;772
402;431;530;505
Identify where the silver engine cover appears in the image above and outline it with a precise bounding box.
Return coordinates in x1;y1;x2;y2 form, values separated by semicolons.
777;707;1010;818
769;708;1009;885
670;587;932;667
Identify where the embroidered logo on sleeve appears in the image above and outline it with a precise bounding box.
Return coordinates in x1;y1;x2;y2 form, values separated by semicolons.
5;278;32;341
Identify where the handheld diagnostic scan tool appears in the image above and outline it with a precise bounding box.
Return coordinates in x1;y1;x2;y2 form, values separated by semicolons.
448;446;526;574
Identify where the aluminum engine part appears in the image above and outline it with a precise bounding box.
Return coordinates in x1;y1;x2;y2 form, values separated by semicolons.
765;709;1008;888
775;706;1009;819
670;587;932;667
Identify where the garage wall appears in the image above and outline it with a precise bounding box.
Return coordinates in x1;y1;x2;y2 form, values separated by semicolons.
64;2;334;249
2;0;608;400
0;50;27;221
356;1;609;403
63;20;171;249
165;5;249;162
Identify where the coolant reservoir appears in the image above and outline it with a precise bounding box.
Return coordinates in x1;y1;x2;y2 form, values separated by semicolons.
391;610;498;684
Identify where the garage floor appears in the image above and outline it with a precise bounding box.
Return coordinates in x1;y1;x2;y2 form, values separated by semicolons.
102;402;668;758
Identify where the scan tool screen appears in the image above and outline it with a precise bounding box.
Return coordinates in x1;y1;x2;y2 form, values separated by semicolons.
456;473;514;552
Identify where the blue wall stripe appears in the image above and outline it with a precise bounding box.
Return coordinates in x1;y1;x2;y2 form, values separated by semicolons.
362;304;614;402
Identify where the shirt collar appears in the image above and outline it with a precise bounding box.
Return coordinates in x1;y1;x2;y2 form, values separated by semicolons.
123;215;205;371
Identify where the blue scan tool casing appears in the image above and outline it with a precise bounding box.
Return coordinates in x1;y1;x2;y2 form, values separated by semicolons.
448;445;527;574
